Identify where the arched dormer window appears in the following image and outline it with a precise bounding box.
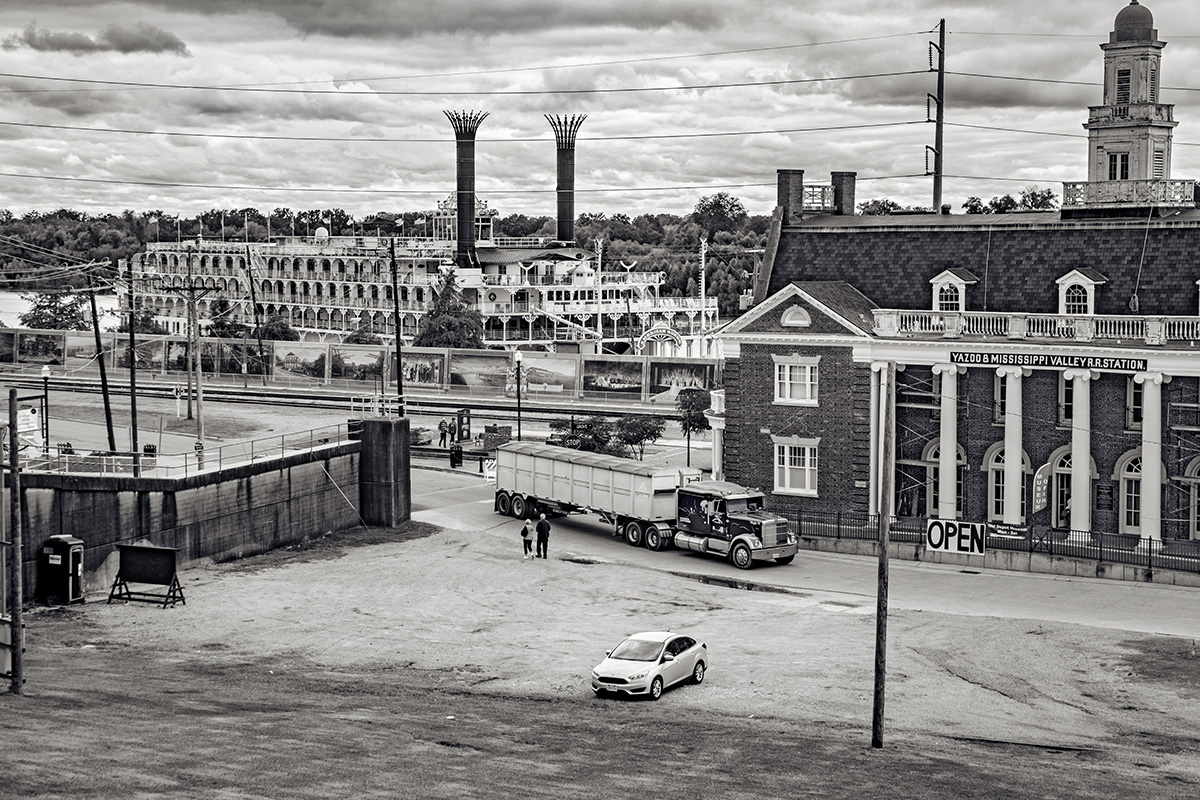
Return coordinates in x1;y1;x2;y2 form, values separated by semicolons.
929;268;977;313
1056;269;1106;315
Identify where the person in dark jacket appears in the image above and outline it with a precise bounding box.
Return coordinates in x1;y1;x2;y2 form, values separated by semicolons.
438;418;449;447
535;513;551;559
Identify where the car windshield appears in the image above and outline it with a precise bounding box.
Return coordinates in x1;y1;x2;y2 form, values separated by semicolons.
609;638;664;662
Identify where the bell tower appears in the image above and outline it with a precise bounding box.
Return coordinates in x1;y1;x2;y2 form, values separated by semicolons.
1084;1;1177;183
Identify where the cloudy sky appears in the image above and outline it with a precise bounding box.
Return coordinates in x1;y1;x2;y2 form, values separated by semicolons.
0;0;1197;220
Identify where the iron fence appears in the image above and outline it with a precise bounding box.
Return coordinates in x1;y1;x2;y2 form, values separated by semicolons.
793;508;1200;575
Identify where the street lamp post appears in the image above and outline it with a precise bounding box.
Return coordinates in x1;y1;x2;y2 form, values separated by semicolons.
40;364;50;452
514;350;523;442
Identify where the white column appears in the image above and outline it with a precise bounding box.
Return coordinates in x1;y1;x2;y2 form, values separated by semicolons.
998;366;1028;526
932;363;962;519
1135;371;1171;540
710;421;725;482
1063;368;1096;533
868;364;881;516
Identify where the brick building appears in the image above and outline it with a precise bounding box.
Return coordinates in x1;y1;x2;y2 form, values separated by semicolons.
715;1;1200;542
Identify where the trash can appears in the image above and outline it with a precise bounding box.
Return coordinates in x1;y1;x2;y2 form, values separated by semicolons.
449;444;463;468
40;535;85;605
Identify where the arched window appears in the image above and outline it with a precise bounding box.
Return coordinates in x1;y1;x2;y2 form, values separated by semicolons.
1064;284;1089;315
1118;454;1142;535
1187;456;1200;540
937;284;960;312
983;443;1030;523
923;441;965;518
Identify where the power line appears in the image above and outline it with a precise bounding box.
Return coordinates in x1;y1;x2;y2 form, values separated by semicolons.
0;118;926;145
949;70;1200;93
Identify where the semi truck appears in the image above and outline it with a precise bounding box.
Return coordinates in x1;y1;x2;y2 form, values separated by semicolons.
494;442;797;569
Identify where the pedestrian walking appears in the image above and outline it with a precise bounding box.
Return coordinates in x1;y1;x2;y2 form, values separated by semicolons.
438;418;449;447
448;419;458;444
535;513;551;559
521;519;534;559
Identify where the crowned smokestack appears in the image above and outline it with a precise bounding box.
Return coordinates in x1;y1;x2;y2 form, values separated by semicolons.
444;110;489;269
546;114;586;243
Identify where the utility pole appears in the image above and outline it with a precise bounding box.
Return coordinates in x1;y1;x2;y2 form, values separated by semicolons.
389;237;405;416
929;19;947;211
244;246;268;386
7;391;26;694
871;362;896;749
699;238;707;305
126;261;141;477
169;241;212;439
88;273;117;452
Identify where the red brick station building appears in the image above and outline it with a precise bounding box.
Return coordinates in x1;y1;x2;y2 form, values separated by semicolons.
715;1;1200;544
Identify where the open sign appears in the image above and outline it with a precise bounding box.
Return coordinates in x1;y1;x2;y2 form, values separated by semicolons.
925;519;987;556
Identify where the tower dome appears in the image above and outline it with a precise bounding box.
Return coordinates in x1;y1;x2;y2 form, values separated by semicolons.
1112;1;1156;43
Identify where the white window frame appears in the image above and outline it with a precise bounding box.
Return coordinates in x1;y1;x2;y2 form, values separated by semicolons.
1126;377;1144;431
1058;373;1075;426
1064;285;1089;315
1056;270;1106;316
929;270;975;313
1109;152;1130;181
922;440;965;518
773;436;819;497
1186;456;1200;540
982;442;1030;524
992;373;1007;425
1116;452;1143;535
772;354;820;406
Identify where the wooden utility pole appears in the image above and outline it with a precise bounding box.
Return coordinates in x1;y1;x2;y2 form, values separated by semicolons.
8;390;25;694
88;273;117;452
871;362;896;748
126;261;141;477
169;243;212;440
389;237;405;416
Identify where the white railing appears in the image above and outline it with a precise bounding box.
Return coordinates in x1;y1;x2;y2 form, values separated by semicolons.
803;185;836;211
874;309;1200;345
1062;179;1196;209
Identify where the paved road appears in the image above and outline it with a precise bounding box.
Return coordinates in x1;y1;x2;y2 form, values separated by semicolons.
412;468;1200;639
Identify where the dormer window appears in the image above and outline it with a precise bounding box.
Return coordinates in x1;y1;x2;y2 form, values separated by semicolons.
1056;269;1107;316
929;268;978;313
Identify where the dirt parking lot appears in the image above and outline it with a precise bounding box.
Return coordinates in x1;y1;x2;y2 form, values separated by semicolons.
3;494;1200;798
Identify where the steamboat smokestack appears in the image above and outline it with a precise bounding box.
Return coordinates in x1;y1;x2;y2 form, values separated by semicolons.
444;110;488;269
546;114;586;243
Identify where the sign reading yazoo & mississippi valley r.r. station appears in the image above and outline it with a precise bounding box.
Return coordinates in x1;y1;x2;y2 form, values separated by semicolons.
949;352;1148;372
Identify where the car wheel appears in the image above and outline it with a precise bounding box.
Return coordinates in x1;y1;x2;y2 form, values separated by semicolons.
496;492;512;515
625;520;644;547
644;524;663;551
649;676;663;700
775;555;795;565
692;661;705;684
730;542;753;570
511;495;528;519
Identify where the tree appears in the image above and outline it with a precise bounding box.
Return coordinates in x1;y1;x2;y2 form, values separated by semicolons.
616;415;666;461
1020;186;1059;210
548;414;624;456
115;306;168;335
207;298;246;339
254;315;300;341
18;293;89;330
676;388;712;467
857;198;902;216
693;192;747;238
988;194;1019;214
343;326;383;345
962;196;988;214
413;269;484;349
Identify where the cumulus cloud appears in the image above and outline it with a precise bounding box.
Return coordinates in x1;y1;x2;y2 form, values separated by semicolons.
2;21;190;55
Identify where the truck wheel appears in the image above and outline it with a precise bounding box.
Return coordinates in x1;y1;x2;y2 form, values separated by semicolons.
511;495;528;519
624;520;644;547
496;492;512;515
644;525;665;551
775;555;795;565
730;542;753;570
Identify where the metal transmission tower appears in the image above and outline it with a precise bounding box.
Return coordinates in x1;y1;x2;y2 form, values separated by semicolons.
444;110;489;270
546;114;587;243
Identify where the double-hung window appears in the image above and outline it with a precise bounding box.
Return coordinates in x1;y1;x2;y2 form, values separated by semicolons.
773;355;819;405
773;437;819;496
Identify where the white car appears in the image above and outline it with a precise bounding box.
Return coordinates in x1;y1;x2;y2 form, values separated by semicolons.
591;631;708;700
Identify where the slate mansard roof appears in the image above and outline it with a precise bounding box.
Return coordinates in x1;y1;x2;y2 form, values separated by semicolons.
760;209;1200;317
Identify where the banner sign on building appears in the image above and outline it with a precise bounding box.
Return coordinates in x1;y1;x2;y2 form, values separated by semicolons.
1031;463;1050;514
925;519;987;556
949;352;1147;372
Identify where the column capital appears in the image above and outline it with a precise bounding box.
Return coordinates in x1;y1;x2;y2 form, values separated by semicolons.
996;366;1031;378
871;361;905;373
1062;368;1098;382
1134;371;1172;386
931;362;964;376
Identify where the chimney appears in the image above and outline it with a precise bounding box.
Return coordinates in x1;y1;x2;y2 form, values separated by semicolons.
546;115;586;243
831;171;857;215
444;110;489;269
777;169;804;224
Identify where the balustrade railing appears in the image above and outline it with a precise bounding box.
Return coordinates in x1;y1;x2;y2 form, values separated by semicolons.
874;308;1200;345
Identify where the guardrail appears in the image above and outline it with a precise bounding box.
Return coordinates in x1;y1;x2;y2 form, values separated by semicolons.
793;508;1200;575
21;424;357;478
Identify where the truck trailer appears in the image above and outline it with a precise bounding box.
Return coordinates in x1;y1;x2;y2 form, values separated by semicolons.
494;442;797;569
